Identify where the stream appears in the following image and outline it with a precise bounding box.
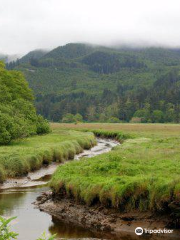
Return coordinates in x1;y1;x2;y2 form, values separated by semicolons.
0;139;119;240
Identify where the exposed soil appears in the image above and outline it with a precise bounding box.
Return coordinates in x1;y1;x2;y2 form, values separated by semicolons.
35;191;180;240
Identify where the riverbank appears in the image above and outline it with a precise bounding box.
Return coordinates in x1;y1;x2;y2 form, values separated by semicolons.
47;123;180;235
36;192;179;239
0;129;96;183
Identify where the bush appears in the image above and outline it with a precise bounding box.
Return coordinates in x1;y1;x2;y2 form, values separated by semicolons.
0;216;56;240
107;117;120;123
152;110;164;123
62;113;75;123
36;115;51;134
61;113;83;123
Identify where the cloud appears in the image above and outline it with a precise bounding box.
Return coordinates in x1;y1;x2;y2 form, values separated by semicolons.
1;0;180;54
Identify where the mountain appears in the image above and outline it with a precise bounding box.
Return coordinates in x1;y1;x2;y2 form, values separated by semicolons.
11;43;180;123
0;53;20;63
19;49;49;64
43;43;95;60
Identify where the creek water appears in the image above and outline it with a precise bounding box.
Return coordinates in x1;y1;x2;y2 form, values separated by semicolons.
0;139;120;240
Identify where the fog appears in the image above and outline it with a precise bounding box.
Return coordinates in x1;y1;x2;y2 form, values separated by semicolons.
1;0;180;54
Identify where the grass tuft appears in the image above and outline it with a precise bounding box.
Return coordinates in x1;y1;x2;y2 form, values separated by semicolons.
0;130;96;182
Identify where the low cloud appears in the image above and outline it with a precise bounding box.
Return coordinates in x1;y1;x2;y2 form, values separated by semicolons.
1;0;180;54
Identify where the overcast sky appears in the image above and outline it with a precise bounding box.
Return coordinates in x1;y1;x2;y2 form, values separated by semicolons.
1;0;180;55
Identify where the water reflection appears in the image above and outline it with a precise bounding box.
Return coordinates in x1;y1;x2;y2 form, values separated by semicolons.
0;190;26;216
0;187;105;240
49;216;97;239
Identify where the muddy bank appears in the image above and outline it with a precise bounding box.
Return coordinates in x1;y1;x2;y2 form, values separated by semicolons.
35;192;180;240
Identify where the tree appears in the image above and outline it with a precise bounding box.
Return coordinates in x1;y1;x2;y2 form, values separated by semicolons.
86;106;96;122
107;117;120;123
62;113;75;123
152;110;164;123
74;113;83;122
0;61;50;145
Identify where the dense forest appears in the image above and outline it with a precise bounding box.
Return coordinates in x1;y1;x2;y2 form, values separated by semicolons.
5;43;180;123
0;62;50;144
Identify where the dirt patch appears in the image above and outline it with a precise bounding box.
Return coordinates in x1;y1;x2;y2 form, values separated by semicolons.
35;192;180;240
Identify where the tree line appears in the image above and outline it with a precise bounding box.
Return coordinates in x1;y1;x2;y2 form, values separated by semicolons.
35;69;180;123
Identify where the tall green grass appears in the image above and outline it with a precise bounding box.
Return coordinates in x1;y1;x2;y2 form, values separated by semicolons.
0;130;96;182
84;129;132;142
50;128;180;217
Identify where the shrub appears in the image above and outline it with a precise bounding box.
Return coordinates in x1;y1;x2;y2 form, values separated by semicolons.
0;216;18;240
61;113;75;123
0;216;56;240
36;115;51;134
107;117;120;123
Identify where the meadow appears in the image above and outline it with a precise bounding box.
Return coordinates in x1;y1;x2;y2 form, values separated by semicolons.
50;123;180;216
0;129;96;182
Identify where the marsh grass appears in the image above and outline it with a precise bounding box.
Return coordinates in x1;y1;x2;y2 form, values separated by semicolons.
0;130;96;182
50;123;180;216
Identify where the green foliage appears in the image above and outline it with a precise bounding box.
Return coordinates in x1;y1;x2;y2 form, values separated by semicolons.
0;62;50;144
133;109;150;123
36;232;56;240
19;50;48;64
36;115;51;134
44;43;94;60
0;216;55;240
152;110;164;123
74;113;83;122
0;130;96;182
107;117;120;123
62;113;75;123
61;113;83;123
0;216;18;240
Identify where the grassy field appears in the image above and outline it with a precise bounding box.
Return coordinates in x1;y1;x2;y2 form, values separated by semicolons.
51;122;180;137
0;129;96;182
50;123;180;216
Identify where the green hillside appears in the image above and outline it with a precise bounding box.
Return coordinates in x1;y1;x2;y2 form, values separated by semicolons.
10;43;180;123
19;49;48;64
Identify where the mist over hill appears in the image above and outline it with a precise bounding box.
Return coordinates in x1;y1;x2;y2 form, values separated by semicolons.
7;43;180;123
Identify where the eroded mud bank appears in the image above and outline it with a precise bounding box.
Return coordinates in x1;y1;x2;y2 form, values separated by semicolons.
35;192;180;240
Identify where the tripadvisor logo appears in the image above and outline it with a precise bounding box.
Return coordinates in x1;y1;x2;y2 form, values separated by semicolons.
135;227;143;235
135;227;173;235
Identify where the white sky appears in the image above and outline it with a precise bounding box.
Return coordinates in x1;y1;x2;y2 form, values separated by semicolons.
1;0;180;54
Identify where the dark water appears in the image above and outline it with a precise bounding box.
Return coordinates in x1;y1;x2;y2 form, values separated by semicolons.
0;187;101;240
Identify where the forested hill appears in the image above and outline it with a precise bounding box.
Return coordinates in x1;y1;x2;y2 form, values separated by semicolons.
7;43;180;123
